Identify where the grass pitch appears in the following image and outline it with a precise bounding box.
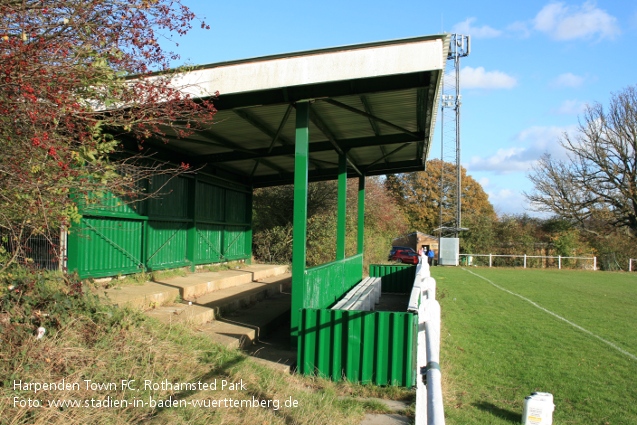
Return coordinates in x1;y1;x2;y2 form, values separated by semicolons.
435;267;637;424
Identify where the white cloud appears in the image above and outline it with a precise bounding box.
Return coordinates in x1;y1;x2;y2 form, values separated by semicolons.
551;72;585;88
452;17;502;38
487;189;531;216
533;1;620;40
555;99;588;115
460;66;517;89
469;147;535;174
467;125;578;175
507;21;532;38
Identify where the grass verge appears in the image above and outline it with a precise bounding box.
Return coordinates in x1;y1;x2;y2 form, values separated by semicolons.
1;269;413;425
435;267;637;424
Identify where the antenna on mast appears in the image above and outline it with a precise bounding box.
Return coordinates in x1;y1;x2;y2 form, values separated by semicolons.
438;34;470;239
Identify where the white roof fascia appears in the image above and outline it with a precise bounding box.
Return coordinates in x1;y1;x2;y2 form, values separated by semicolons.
172;36;446;99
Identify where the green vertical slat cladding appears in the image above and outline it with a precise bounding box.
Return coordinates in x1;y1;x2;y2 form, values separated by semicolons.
370;264;417;293
186;175;197;271
69;171;252;278
298;309;417;387
346;310;363;382
195;182;225;222
225;190;247;223
147;175;190;219
223;225;248;260
145;221;189;270
291;101;310;344
194;224;223;264
68;217;143;278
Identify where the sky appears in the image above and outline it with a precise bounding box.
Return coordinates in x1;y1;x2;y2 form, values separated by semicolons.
165;1;637;217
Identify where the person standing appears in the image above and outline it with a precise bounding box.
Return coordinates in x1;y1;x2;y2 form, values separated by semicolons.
427;247;435;266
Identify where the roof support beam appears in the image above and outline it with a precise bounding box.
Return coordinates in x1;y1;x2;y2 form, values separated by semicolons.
308;105;363;177
365;142;412;169
360;94;393;166
360;95;381;136
200;132;422;163
322;98;420;138
232;105;325;173
233;105;294;177
192;129;289;176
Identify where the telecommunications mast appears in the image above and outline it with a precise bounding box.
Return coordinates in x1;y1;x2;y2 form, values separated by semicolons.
438;34;470;238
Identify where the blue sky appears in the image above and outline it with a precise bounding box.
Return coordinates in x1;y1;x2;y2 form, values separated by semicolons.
167;1;637;216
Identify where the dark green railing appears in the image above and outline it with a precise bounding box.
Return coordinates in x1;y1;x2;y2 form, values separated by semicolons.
304;254;364;309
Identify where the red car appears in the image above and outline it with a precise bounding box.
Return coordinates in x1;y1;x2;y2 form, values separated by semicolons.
389;249;420;264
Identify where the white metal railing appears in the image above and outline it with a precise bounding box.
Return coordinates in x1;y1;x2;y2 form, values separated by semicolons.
459;253;597;270
408;258;444;425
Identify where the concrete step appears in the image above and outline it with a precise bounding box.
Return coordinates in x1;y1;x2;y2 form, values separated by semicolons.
189;291;291;351
145;273;291;325
100;282;180;310
194;273;291;317
100;264;293;359
152;264;289;300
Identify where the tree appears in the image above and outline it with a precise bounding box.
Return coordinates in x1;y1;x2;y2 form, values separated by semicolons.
0;1;214;269
526;85;637;239
252;177;409;267
385;159;496;234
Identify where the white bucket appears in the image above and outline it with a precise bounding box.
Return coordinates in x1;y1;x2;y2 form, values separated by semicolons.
522;392;554;425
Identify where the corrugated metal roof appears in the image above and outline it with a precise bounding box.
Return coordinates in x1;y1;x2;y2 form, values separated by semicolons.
137;34;450;187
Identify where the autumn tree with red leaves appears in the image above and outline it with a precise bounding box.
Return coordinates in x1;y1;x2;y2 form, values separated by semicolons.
0;0;215;269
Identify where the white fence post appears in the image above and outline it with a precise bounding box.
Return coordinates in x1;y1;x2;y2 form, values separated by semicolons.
489;253;492;268
558;256;561;269
412;261;445;425
524;254;527;268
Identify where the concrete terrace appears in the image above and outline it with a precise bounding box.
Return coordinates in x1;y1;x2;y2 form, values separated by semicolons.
99;263;296;371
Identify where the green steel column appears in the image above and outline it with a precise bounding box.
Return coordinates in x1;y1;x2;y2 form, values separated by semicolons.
336;153;347;260
291;101;310;344
357;175;365;255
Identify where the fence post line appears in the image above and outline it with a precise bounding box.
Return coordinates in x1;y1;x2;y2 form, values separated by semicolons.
594;257;597;271
630;258;633;272
558;255;561;269
524;254;527;269
489;253;492;268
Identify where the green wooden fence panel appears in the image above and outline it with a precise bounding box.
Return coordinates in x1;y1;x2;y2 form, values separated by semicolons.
298;308;418;387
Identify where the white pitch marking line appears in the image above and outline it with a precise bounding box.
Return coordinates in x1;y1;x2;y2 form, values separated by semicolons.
462;268;637;362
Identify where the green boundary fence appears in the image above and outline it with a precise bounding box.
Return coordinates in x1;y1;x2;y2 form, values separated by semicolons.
67;174;252;279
